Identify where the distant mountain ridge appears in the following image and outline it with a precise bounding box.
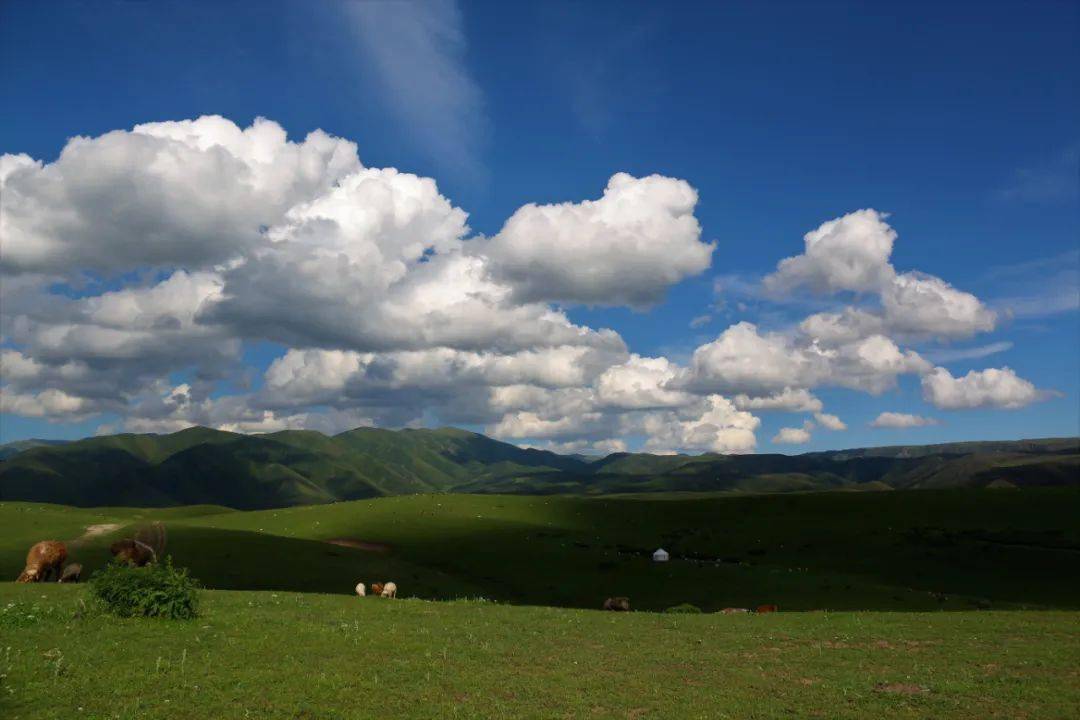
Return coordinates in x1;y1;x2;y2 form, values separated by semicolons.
0;438;70;461
1;427;1076;509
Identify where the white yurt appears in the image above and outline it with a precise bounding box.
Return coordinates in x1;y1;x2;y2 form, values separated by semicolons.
652;548;670;562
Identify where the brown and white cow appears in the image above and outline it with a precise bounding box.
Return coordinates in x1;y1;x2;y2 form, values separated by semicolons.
16;541;68;583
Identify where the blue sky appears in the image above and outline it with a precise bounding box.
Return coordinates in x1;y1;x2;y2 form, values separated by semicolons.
0;0;1077;452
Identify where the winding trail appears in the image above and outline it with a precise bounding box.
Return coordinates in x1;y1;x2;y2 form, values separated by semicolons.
69;523;125;547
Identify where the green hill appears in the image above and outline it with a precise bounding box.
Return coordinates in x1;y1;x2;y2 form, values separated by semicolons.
0;437;69;461
1;427;1076;509
3;488;1079;612
0;426;588;508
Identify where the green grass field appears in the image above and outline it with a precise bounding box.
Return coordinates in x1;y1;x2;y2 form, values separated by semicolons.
2;585;1079;720
2;488;1078;718
3;488;1078;612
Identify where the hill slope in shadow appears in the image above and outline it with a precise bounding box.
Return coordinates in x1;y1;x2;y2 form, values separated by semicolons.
1;428;1076;509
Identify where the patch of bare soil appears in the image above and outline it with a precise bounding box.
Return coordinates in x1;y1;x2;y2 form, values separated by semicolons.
70;523;124;547
326;538;393;552
874;682;929;695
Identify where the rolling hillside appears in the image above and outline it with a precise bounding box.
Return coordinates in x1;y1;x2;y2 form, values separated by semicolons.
0;438;68;461
0;426;585;508
3;486;1079;717
0;427;1076;509
3;488;1080;611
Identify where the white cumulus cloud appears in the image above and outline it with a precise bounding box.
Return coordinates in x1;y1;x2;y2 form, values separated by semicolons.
772;421;813;445
921;366;1047;410
765;209;997;342
882;272;997;339
483;173;714;306
733;388;823;413
1;116;359;275
638;395;760;454
813;412;846;431
764;209;896;295
0;115;1054;452
870;412;939;428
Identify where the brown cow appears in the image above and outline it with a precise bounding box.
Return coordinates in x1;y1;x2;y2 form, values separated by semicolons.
16;541;67;582
370;582;385;597
110;538;157;567
58;563;83;583
755;604;779;614
134;522;167;558
603;596;631;612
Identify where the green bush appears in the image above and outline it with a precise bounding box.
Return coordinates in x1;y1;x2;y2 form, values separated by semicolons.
665;603;703;614
89;558;200;620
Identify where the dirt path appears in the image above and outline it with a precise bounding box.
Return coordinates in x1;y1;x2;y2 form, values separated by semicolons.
69;523;125;547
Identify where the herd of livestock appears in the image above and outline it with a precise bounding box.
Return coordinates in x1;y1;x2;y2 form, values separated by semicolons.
15;536;156;584
15;537;779;614
14;536;409;602
355;581;398;598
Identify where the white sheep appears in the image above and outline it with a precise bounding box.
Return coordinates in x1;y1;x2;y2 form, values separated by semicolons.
380;581;397;598
355;582;366;597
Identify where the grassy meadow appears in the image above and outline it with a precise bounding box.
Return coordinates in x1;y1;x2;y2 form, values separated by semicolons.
2;584;1078;720
2;488;1079;718
3;487;1079;611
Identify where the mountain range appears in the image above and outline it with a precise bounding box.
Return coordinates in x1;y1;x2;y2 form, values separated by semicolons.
1;426;1076;509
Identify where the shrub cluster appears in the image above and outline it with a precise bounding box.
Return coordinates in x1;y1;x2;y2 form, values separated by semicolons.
89;558;200;620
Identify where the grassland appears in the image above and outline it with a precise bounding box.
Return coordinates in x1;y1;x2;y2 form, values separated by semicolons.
2;488;1078;718
1;584;1078;720
2;487;1078;612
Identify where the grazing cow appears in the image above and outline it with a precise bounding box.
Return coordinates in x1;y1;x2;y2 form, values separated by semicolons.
134;522;167;557
603;596;631;612
58;563;83;583
16;541;68;583
16;541;67;583
721;607;750;614
370;582;384;597
109;538;157;567
755;604;779;614
381;582;397;599
355;582;366;597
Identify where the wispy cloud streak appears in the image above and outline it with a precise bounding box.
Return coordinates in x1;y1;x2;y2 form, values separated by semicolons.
999;142;1079;205
344;0;487;181
985;250;1079;320
923;341;1014;364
